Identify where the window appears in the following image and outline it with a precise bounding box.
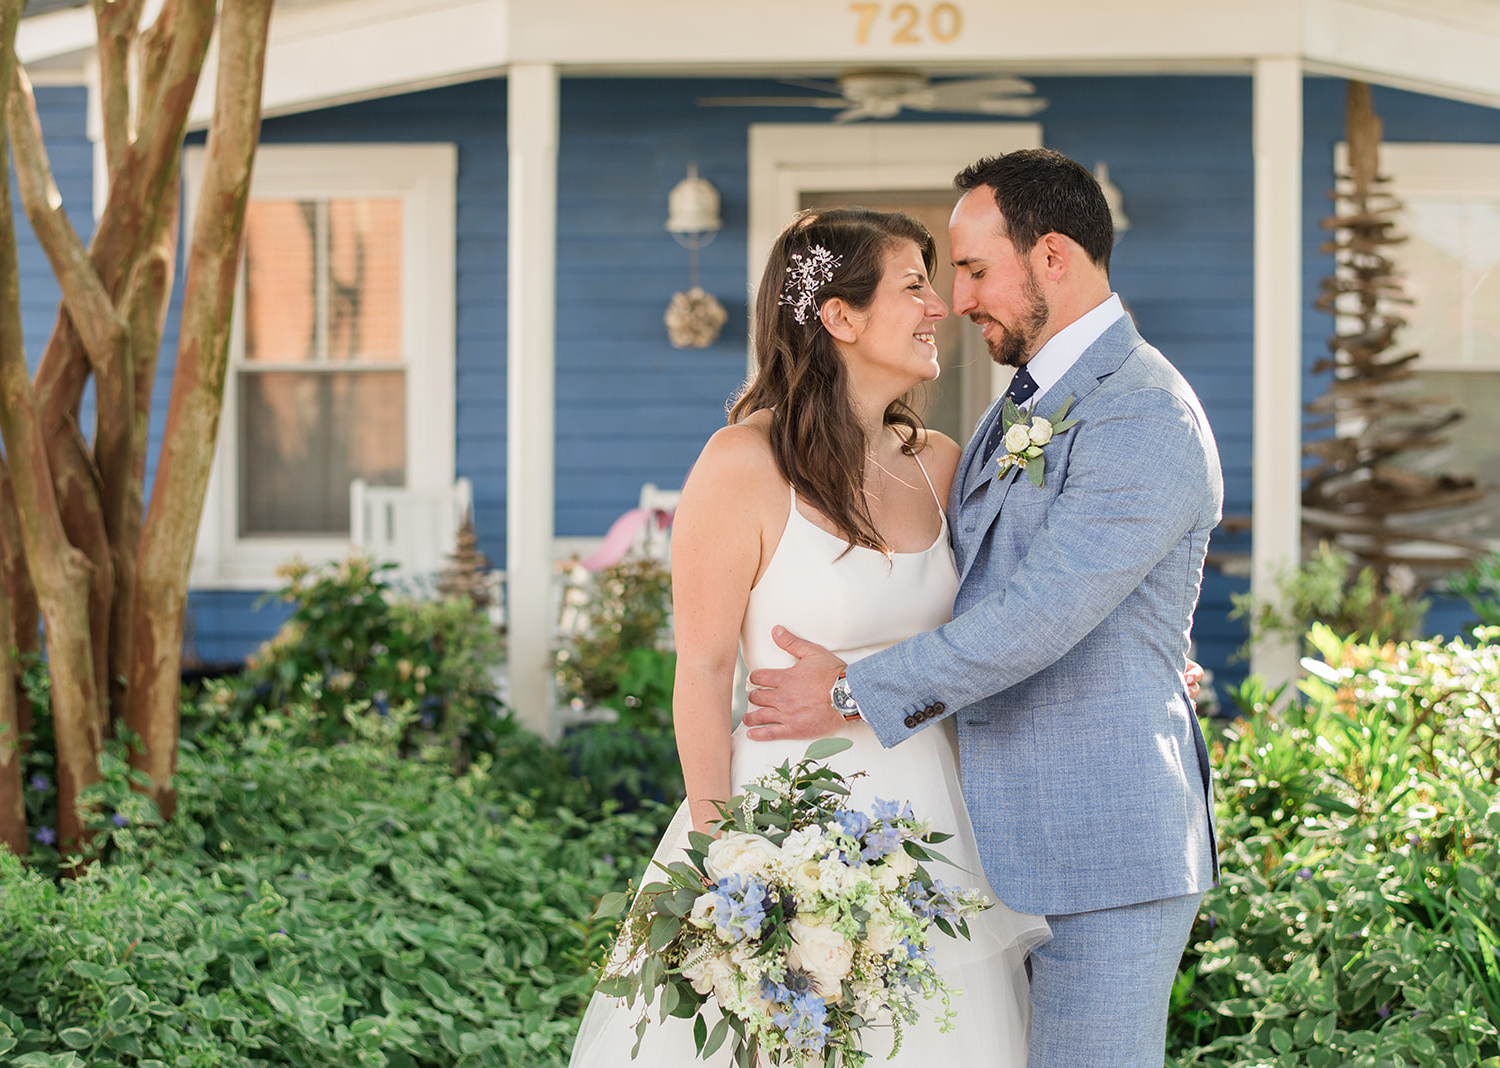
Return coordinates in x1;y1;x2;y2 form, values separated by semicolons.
189;144;456;588
1383;144;1500;544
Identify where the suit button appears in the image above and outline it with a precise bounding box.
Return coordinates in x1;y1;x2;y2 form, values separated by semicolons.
904;715;918;728
933;702;945;715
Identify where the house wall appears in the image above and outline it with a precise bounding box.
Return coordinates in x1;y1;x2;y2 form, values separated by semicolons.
18;75;1494;688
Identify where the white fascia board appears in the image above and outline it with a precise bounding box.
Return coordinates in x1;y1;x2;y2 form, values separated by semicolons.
15;5;93;67
1303;0;1500;109
188;0;508;126
509;0;1302;68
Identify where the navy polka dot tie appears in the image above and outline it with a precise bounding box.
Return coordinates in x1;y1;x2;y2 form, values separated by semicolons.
983;365;1040;463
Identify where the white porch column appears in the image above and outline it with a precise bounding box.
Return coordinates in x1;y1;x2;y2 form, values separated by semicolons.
1250;56;1303;689
507;62;559;738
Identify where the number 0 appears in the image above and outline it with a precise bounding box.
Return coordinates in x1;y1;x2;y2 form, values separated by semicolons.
930;3;962;42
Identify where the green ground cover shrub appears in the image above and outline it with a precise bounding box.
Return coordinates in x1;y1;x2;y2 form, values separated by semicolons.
0;699;671;1067
225;557;508;767
1169;626;1500;1067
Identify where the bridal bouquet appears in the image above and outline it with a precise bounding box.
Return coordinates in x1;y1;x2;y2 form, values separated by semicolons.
592;738;990;1067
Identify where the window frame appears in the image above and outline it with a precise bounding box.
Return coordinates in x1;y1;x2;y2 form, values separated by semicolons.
188;142;457;589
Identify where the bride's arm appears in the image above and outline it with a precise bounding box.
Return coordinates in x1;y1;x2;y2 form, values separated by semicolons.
670;424;778;836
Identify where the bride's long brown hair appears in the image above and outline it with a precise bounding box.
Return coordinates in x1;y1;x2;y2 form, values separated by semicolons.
730;207;936;555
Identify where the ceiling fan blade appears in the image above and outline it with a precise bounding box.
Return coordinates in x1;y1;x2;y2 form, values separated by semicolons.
832;104;881;123
904;95;1047;117
925;76;1036;104
775;77;846;95
697;96;848;109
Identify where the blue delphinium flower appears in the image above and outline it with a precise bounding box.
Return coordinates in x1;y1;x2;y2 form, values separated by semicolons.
35;826;57;846
111;814;129;828
861;822;903;862
834;809;871;840
871;798;914;823
772;990;830;1052
709;873;768;942
27;773;49;793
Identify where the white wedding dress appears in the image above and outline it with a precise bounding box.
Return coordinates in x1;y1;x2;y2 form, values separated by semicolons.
569;467;1050;1067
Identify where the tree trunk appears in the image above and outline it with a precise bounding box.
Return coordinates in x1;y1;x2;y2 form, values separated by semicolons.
127;0;275;815
0;0;102;855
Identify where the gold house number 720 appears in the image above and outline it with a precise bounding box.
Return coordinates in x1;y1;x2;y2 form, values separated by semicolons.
851;3;964;45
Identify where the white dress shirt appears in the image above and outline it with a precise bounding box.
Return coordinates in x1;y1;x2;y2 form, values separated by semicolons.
1020;293;1126;402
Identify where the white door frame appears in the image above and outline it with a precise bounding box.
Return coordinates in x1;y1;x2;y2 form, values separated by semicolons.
747;122;1043;413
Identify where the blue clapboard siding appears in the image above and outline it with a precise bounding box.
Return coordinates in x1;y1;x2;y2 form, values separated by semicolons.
114;72;1495;681
14;87;92;367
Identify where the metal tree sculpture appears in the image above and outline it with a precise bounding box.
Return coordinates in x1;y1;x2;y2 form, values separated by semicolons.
1303;80;1484;587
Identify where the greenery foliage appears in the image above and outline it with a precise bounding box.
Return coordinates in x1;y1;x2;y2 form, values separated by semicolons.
1169;625;1500;1067
1444;553;1500;632
1229;541;1431;655
554;557;683;807
0;696;671;1067
225;557;509;766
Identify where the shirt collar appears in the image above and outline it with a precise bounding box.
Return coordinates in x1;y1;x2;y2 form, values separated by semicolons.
1021;293;1125;401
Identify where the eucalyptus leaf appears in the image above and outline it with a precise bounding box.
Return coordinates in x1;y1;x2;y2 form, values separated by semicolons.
704;1014;732;1057
804;737;854;761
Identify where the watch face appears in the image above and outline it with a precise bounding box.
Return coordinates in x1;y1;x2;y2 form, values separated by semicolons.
832;679;857;712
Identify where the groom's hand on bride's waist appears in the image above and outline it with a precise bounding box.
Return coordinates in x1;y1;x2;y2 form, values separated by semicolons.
742;627;849;741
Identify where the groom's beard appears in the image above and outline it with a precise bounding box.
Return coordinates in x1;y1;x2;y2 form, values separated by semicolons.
983;267;1050;368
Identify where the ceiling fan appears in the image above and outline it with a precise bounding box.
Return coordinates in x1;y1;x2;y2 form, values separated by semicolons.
698;70;1047;123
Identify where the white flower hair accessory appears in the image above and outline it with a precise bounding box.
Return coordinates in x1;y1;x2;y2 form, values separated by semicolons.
779;245;842;325
994;396;1079;488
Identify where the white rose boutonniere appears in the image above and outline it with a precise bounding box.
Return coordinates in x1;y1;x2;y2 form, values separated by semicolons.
994;395;1079;488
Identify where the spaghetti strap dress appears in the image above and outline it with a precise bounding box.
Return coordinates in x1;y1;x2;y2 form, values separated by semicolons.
568;457;1050;1066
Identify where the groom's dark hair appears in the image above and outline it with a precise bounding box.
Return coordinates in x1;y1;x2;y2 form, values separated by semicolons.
955;149;1113;273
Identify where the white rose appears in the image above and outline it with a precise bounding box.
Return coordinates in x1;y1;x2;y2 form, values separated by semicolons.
705;831;780;881
682;951;738;998
876;848;916;889
1028;418;1054;446
787;917;855;996
790;859;823;899
688;892;718;929
863;911;901;955
1003;423;1031;454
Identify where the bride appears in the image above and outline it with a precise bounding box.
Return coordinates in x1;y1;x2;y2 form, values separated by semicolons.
569;207;1051;1066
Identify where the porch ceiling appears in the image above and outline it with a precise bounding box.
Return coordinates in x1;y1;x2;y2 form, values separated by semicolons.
18;0;1500;113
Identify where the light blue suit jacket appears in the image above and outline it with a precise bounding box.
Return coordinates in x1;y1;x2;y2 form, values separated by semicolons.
847;315;1222;916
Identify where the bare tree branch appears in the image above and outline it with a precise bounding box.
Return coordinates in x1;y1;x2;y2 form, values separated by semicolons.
92;0;147;175
129;0;274;813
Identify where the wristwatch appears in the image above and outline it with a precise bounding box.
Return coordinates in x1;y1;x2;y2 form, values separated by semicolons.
830;670;861;721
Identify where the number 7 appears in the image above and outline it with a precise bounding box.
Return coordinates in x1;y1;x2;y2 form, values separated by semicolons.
850;3;879;45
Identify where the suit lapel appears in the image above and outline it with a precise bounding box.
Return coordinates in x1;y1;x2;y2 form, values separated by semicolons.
952;315;1145;586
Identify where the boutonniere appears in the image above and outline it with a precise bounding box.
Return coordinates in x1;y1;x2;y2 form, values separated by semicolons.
994;396;1079;488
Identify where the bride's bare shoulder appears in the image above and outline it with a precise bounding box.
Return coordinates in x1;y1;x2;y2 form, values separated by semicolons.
679;412;784;514
911;427;964;497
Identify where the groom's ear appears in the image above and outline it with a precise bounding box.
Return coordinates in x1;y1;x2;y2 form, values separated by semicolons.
819;297;861;344
1033;232;1073;283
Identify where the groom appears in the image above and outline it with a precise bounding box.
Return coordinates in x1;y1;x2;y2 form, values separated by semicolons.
742;149;1222;1066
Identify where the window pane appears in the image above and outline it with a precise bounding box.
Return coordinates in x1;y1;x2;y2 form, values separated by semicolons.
327;199;403;363
243;200;317;365
1405;370;1500;543
1403;197;1500;368
238;371;406;536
